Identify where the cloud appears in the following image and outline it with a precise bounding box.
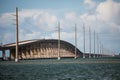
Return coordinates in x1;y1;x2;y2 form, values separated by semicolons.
51;32;74;40
0;9;58;43
84;0;96;9
0;13;15;28
96;0;120;25
81;0;120;33
0;0;120;54
65;12;76;21
80;0;120;53
19;9;58;31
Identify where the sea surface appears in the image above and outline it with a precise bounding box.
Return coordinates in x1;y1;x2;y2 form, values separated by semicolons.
0;58;120;80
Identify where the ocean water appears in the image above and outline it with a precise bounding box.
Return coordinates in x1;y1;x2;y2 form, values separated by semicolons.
0;58;120;80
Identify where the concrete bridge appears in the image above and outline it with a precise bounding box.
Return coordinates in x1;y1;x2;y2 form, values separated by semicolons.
0;39;112;61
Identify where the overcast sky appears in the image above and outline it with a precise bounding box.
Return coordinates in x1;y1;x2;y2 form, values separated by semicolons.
0;0;120;55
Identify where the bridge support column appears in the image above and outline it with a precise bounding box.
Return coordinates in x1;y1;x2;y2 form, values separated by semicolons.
58;57;60;60
83;54;85;58
2;50;5;60
58;54;61;60
74;56;77;59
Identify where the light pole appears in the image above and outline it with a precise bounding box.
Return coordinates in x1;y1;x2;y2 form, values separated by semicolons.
89;27;91;58
83;24;85;58
74;24;77;59
15;7;19;62
58;22;60;60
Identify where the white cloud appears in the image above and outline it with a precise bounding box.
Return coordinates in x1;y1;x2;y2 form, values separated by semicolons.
96;0;120;25
0;13;15;27
0;1;120;54
61;32;74;40
81;0;120;33
2;33;14;44
19;9;58;31
80;0;120;53
18;9;58;41
65;12;76;21
51;32;74;40
84;0;96;9
0;9;58;43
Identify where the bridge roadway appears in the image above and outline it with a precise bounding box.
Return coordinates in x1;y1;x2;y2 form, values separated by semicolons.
0;39;113;61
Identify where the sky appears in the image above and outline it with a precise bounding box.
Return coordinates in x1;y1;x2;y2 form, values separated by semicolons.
0;0;120;56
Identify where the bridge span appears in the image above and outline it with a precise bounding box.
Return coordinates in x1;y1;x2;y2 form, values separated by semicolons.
0;39;112;61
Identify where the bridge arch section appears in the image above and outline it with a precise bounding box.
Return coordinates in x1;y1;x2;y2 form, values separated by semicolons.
0;39;83;60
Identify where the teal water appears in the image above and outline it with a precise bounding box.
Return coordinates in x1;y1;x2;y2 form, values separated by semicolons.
0;58;120;80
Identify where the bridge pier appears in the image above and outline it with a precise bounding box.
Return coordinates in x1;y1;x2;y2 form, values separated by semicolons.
58;56;61;60
2;50;6;60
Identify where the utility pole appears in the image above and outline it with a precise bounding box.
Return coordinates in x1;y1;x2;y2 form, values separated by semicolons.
97;34;99;58
83;24;85;58
74;24;77;59
58;22;60;60
89;27;91;58
101;44;103;57
94;31;96;58
15;7;19;62
99;42;101;58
